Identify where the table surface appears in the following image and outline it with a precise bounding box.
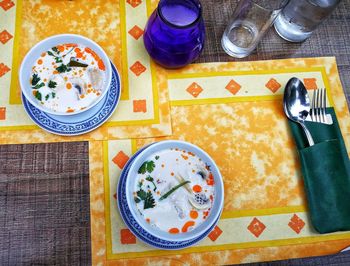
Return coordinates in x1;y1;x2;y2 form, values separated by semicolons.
1;1;350;265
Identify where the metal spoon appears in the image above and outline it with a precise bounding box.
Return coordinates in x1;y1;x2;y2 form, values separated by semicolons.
283;77;314;146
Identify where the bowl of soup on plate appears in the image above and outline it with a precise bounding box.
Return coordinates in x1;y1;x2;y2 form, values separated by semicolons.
124;140;224;242
19;34;112;115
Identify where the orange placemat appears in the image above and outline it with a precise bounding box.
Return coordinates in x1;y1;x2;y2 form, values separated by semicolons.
0;0;171;144
89;57;350;265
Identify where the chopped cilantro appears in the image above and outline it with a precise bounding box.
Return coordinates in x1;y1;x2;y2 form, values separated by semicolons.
155;155;159;160
52;46;60;54
55;57;63;63
138;161;156;174
34;91;42;101
135;188;156;209
48;80;57;89
56;64;71;73
134;197;141;203
146;176;157;191
31;74;40;86
143;191;156;209
34;82;45;89
136;189;147;200
45;94;49;101
51;92;56;98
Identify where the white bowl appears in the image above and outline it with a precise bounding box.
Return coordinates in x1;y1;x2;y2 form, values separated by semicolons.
19;34;112;116
125;140;224;243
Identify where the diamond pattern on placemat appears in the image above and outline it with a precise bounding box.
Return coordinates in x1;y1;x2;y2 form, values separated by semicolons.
120;229;136;244
112;151;130;169
0;30;13;44
0;63;10;77
130;61;146;76
247;217;266;238
225;79;241;95
265;78;281;93
208;225;223;242
186;82;203;98
288;214;305;234
127;0;142;8
0;0;15;11
303;78;318;90
133;100;147;113
128;25;144;40
0;107;5;120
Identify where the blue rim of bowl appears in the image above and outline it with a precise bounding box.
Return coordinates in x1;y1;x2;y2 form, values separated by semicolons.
117;143;222;250
22;62;120;136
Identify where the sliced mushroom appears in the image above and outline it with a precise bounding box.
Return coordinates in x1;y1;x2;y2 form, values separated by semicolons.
88;67;104;90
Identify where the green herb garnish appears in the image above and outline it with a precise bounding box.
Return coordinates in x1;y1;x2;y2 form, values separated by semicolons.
155;156;159;160
56;64;71;73
159;181;190;201
134;197;141;203
146;176;157;191
137;189;147;200
52;46;60;54
31;74;40;86
138;160;155;174
45;94;49;101
135;188;155;209
34;91;42;101
51;92;56;98
34;82;45;89
48;80;57;89
143;191;156;209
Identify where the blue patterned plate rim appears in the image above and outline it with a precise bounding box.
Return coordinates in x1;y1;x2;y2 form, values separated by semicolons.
22;62;121;136
116;144;222;250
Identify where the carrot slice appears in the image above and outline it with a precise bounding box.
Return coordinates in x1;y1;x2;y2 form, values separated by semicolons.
192;185;202;193
168;228;180;234
190;210;198;219
98;59;106;71
182;221;195;233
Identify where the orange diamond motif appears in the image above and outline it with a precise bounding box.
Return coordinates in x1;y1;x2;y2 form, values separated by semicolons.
133;99;147;113
288;214;305;234
225;79;241;95
0;30;13;44
0;107;5;120
128;25;144;40
0;0;15;11
130;61;146;76
265;78;281;93
112;151;130;169
120;228;136;244
303;78;317;90
127;0;142;8
186;82;203;98
247;217;266;238
0;63;10;77
208;225;222;242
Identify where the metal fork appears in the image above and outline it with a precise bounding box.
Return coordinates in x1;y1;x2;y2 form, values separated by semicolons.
310;88;327;123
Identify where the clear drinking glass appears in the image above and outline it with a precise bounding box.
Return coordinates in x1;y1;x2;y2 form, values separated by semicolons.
274;0;341;42
221;0;287;58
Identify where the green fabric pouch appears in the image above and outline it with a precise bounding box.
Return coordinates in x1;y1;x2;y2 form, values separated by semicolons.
289;107;350;233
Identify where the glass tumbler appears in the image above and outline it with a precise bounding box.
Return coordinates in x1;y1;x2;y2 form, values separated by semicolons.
274;0;341;42
221;0;287;58
143;0;205;69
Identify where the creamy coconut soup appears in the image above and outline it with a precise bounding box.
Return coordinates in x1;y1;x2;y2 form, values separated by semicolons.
29;43;106;113
133;148;215;234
